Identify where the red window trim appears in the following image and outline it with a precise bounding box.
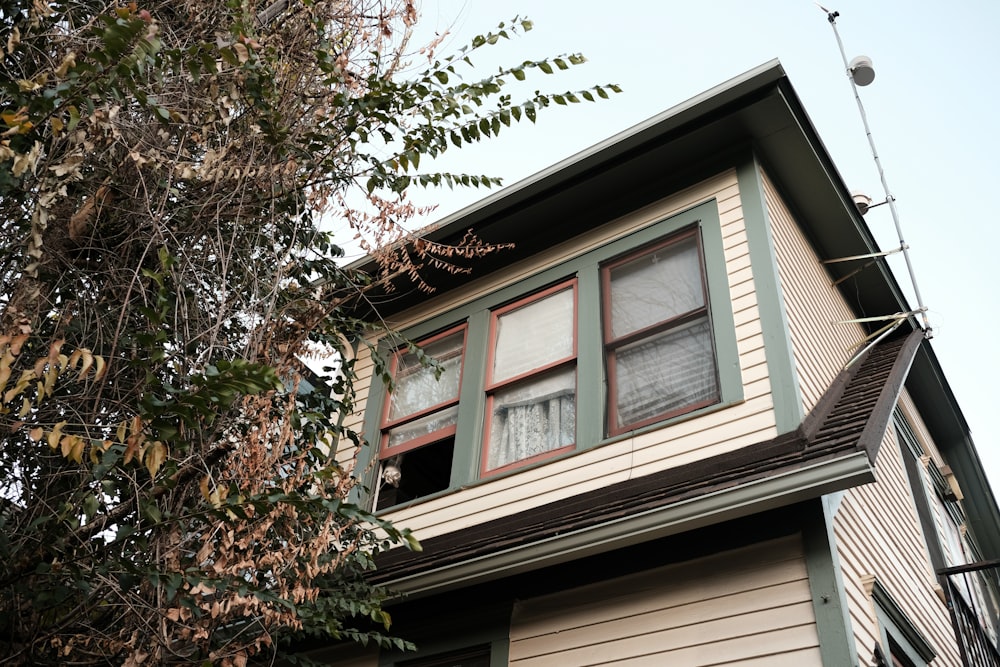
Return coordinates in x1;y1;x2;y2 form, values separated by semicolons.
601;227;718;436
379;323;467;459
481;279;578;477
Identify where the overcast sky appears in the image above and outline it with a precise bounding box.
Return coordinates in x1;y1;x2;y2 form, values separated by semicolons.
364;0;999;493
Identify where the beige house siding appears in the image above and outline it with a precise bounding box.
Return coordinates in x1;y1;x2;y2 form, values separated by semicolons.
345;170;779;541
508;535;820;666
762;170;866;417
833;423;961;665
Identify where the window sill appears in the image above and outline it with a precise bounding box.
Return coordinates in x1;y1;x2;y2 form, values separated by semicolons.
374;395;745;516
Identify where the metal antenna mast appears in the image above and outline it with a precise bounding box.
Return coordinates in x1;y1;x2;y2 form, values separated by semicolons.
822;7;932;336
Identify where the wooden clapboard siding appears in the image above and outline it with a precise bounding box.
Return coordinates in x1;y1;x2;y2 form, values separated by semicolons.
833;425;961;665
508;535;821;666
762;170;867;416
347;169;780;540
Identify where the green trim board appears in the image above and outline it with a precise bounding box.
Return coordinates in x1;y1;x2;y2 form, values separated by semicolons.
736;153;804;434
358;198;744;511
802;495;861;667
895;411;949;572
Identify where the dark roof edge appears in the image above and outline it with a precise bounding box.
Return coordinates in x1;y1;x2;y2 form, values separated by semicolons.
910;341;1000;560
378;452;873;599
346;60;787;272
858;329;924;461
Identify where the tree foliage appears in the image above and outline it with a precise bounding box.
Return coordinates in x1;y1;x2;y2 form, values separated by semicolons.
0;0;616;664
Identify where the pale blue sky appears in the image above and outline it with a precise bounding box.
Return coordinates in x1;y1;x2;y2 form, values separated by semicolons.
375;1;999;492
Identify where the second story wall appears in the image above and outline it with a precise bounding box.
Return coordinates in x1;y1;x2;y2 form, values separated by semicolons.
762;169;867;418
345;168;783;540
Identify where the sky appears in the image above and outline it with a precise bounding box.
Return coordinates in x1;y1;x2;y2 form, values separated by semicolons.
361;0;1000;493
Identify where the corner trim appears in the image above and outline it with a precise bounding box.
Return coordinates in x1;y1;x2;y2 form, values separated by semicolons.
803;496;861;667
736;154;803;434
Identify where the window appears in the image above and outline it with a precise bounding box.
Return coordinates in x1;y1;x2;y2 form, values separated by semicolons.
870;579;936;667
397;646;491;667
602;229;719;434
376;326;466;510
361;199;740;511
484;280;577;475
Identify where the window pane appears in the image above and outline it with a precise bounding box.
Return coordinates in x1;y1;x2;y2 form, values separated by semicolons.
388;331;464;421
614;317;717;429
487;367;575;471
493;287;574;383
387;405;459;448
609;235;703;339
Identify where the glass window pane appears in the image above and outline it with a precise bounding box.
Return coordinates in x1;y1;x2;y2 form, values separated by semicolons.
487;367;575;471
609;235;703;339
614;317;718;429
388;331;464;421
387;405;459;448
493;287;574;383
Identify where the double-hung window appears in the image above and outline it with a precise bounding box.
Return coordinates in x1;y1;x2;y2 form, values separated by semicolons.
376;326;466;510
483;280;578;475
601;229;718;435
363;199;739;511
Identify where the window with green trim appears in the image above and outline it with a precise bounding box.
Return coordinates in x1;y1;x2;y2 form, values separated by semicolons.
364;199;741;511
375;326;466;510
602;228;719;435
870;579;936;667
483;280;578;476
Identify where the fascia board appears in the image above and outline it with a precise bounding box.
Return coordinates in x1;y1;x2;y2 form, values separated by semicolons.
386;451;874;599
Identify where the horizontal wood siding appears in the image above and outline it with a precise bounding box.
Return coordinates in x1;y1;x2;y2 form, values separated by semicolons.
351;171;779;539
762;170;866;416
833;423;961;665
509;535;821;666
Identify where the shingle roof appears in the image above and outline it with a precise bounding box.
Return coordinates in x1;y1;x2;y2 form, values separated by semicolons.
371;328;925;584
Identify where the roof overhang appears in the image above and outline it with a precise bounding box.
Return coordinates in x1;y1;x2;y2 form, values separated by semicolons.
348;59;908;326
382;451;874;599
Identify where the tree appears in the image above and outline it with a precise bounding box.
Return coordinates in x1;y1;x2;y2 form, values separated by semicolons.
0;0;617;664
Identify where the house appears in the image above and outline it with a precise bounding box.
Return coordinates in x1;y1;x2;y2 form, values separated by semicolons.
321;61;1000;666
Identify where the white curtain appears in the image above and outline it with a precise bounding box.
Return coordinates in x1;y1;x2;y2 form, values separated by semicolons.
608;235;703;339
388;332;463;421
487;368;575;470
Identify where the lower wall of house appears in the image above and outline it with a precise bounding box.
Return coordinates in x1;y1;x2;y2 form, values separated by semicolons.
507;534;821;666
304;508;830;666
833;424;961;665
